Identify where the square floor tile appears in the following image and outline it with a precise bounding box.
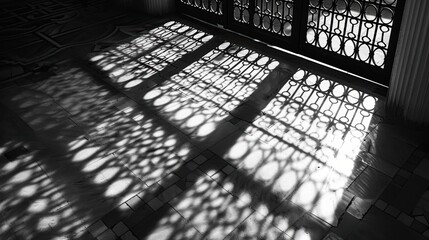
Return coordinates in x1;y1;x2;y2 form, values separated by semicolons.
348;167;390;200
170;174;254;239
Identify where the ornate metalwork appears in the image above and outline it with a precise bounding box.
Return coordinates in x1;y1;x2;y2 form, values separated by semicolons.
306;0;398;68
233;0;295;36
253;0;294;36
178;0;403;84
180;0;223;15
233;0;250;24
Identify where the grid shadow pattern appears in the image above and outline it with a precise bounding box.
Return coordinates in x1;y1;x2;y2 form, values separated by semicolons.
91;21;212;89
143;41;279;138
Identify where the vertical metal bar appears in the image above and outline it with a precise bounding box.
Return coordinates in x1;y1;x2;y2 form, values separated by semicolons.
255;0;263;27
327;0;336;52
297;0;310;50
339;1;350;57
270;0;274;30
368;0;384;66
225;0;232;27
280;0;285;35
315;0;323;48
354;1;366;61
249;0;256;28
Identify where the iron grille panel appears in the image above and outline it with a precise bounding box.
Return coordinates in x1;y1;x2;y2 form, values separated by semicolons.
233;0;295;36
233;0;251;24
306;0;398;68
177;0;404;85
180;0;223;15
254;0;294;36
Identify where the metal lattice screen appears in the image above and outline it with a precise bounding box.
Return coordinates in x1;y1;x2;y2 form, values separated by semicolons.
180;0;224;15
254;0;294;36
177;0;404;85
306;0;398;68
233;0;250;24
232;0;295;36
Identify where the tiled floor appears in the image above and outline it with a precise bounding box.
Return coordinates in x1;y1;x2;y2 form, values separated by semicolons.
1;0;429;239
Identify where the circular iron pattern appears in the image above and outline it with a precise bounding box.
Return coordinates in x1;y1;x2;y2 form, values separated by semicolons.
234;0;295;37
181;0;224;15
306;0;398;68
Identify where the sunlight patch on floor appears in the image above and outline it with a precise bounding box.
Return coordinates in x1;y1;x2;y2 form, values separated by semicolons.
143;41;279;139
218;69;378;226
90;21;213;89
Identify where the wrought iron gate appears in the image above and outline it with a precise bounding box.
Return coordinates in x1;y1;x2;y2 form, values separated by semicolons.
177;0;405;86
178;0;227;25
